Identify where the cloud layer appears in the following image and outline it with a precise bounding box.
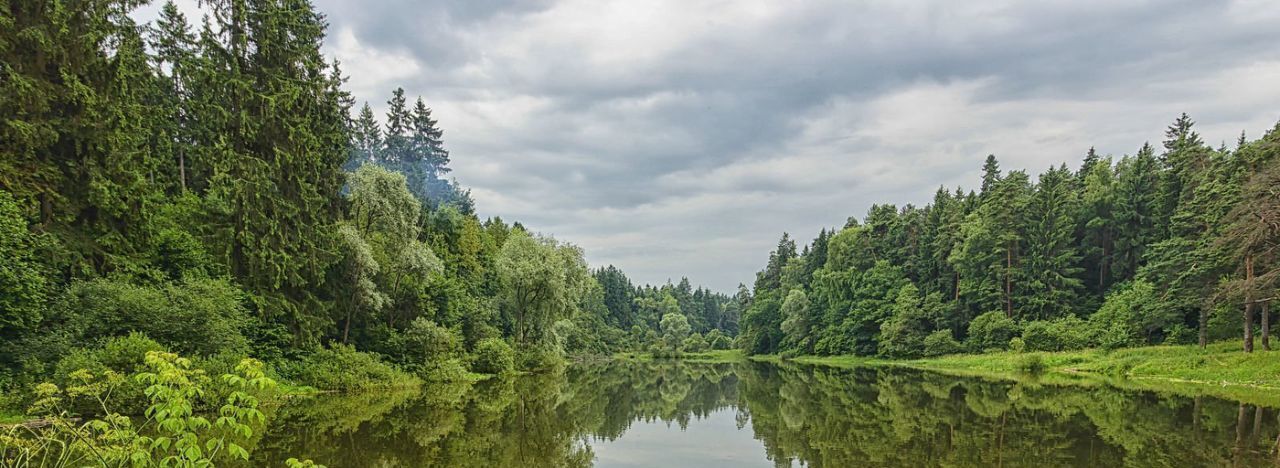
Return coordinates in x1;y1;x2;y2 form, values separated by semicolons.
140;0;1280;291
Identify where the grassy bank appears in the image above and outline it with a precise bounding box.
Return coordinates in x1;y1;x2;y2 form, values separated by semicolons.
789;340;1280;406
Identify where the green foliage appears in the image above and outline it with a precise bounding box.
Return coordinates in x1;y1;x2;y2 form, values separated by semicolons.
966;311;1019;352
1015;353;1047;373
1020;316;1092;352
389;318;469;381
53;278;250;357
52;333;167;415
0;190;46;340
659;313;692;351
922;330;963;357
1087;280;1174;348
284;345;418;392
514;344;564;372
2;351;282;467
705;329;733;350
471;339;516;375
682;333;709;352
496;231;591;351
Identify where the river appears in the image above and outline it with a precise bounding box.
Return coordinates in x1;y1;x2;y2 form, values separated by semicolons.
248;360;1280;467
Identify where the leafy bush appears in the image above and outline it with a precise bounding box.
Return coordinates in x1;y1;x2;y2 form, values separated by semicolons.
1088;280;1178;347
1016;353;1047;374
1021;316;1092;352
54;277;251;357
682;333;709;352
966;311;1019;352
3;351;319;467
284;344;417;392
52;333;167;415
389;318;469;380
471;338;515;375
705;329;733;350
922;330;963;357
1008;337;1026;353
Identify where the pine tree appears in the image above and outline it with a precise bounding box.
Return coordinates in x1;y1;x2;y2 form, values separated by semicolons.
195;0;351;341
1078;156;1117;296
1023;165;1085;320
347;102;383;171
1112;144;1161;282
979;155;1001;197
150;1;197;193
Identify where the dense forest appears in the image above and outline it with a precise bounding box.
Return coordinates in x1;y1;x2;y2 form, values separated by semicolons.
0;0;738;408
738;116;1280;358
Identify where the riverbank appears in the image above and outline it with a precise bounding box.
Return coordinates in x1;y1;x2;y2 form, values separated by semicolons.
787;340;1280;406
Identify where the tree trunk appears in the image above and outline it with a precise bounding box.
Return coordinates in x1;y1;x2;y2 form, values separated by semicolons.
179;151;187;192
1245;301;1256;353
1199;307;1208;349
1005;245;1013;318
1262;302;1271;351
342;310;352;344
1245;255;1256;353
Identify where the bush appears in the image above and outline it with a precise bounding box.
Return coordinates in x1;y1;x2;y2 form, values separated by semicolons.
471;338;515;375
55;277;250;357
1008;337;1026;353
52;333;167;415
966;311;1019;352
1088;280;1178;347
922;330;963;357
705;329;733;350
284;344;417;391
1016;353;1047;374
389;318;467;380
1021;316;1092;352
682;333;708;352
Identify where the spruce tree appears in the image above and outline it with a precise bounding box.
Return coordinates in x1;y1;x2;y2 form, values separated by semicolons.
1023;165;1084;320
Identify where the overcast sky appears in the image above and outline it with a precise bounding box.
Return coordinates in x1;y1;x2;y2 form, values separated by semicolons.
142;0;1280;292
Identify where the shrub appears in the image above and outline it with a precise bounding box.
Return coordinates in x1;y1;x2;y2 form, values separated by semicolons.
1008;337;1026;353
922;330;963;357
682;333;708;352
1016;353;1047;374
7;351;295;467
56;277;250;357
390;318;467;380
1021;316;1093;352
471;338;516;375
1088;280;1178;346
284;344;417;391
705;329;733;350
52;333;167;415
966;311;1019;352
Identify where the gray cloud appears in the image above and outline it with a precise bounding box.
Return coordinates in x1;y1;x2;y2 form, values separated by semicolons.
302;0;1280;291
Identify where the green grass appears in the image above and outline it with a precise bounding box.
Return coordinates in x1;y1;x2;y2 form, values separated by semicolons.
787;340;1280;406
0;410;24;425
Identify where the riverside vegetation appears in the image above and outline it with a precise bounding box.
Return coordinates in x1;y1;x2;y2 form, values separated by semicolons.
0;0;736;465
3;0;1280;466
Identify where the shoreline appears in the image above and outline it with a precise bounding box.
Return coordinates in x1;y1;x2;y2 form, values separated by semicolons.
615;341;1280;407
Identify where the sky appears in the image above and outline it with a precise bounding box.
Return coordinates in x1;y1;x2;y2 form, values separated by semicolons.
139;0;1280;292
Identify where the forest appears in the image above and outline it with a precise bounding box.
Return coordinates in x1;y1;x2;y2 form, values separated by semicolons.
737;115;1280;359
1;0;735;426
3;0;1280;466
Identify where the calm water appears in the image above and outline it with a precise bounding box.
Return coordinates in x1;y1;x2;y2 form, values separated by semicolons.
247;361;1280;467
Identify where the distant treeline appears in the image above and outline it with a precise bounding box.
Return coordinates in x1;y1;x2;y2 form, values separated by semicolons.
738;115;1280;358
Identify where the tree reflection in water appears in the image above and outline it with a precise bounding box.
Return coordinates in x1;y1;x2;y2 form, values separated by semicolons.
246;361;1280;467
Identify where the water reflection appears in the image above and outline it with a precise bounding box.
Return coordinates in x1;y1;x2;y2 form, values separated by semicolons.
246;361;1280;467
